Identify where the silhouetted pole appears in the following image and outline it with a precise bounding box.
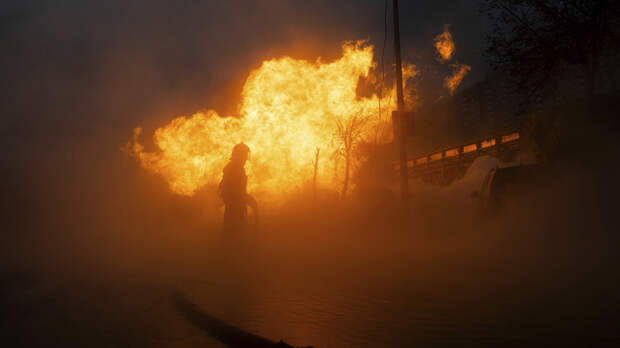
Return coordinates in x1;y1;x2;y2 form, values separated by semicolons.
393;0;409;206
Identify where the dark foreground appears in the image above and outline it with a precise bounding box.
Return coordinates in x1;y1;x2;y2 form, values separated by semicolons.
2;158;620;347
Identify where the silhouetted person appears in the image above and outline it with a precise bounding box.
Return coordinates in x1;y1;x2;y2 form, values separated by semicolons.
219;143;257;234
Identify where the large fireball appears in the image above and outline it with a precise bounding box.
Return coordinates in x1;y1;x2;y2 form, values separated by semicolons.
130;41;404;196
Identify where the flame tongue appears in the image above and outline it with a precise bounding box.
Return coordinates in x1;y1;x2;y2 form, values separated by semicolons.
445;63;471;95
434;27;455;62
433;26;470;95
132;41;397;196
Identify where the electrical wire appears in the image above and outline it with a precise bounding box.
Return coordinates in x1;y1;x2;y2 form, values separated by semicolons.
378;0;389;124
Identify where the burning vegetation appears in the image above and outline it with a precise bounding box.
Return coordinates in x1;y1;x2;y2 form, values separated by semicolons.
129;41;414;197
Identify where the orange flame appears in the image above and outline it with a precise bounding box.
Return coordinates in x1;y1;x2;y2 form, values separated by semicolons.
444;63;471;95
130;41;410;196
433;27;455;62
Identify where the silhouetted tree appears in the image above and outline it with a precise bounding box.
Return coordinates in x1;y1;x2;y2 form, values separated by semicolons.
482;0;620;105
334;114;368;199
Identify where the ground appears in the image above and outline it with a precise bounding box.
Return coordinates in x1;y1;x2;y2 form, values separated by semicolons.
2;158;619;347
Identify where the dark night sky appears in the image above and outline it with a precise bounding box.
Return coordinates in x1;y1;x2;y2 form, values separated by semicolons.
1;0;488;158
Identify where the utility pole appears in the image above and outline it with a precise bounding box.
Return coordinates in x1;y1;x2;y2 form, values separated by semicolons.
393;0;409;207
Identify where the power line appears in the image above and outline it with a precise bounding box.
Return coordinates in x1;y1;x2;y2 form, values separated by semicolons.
379;0;392;125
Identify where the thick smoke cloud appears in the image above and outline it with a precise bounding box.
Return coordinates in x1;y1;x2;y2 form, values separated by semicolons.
1;0;491;260
4;1;618;347
1;0;489;141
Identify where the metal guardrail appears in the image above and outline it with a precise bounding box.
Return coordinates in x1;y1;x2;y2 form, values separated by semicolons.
394;131;521;177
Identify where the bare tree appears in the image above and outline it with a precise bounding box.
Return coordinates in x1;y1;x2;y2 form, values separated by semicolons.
482;0;620;105
334;114;368;199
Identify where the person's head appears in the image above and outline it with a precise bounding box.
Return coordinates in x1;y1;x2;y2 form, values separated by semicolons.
231;143;250;165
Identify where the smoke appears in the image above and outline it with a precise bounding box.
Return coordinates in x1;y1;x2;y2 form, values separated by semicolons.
0;0;492;280
2;1;618;346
